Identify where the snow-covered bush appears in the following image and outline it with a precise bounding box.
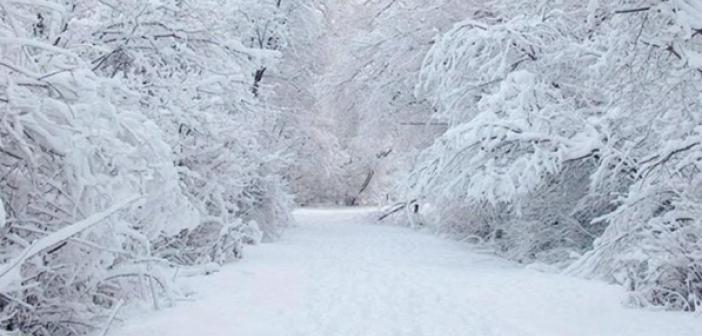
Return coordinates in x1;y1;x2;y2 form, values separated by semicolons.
0;0;297;334
407;10;607;261
569;0;702;311
406;0;702;310
82;0;295;240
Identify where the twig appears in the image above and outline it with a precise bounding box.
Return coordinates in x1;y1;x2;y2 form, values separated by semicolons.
400;122;449;126
100;299;125;336
614;7;651;14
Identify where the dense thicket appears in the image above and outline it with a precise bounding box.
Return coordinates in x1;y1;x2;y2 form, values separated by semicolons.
0;1;316;334
403;0;702;311
312;0;481;204
3;0;702;332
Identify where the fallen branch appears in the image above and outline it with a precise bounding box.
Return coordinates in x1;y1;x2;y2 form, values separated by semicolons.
378;199;418;221
378;202;406;221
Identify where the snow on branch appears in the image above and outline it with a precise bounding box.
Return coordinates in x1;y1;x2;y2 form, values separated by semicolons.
0;195;140;289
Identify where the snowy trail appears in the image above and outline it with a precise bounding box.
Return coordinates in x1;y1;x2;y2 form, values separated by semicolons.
117;208;702;336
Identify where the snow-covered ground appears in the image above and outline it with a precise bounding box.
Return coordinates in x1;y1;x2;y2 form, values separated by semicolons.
115;208;702;336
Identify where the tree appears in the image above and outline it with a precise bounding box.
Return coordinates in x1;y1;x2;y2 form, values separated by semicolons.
314;0;479;204
0;1;296;334
405;0;702;310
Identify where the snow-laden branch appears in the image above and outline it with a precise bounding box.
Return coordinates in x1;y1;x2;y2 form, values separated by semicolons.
0;195;141;289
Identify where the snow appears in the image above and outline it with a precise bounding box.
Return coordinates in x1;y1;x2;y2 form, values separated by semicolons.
114;208;702;336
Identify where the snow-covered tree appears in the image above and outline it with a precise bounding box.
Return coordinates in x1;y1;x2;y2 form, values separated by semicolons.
405;0;702;310
314;0;480;204
0;1;297;334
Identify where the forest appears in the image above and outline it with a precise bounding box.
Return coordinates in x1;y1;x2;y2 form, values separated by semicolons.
1;0;701;335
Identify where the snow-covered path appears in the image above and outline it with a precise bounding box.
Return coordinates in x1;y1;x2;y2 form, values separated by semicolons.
117;208;702;336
